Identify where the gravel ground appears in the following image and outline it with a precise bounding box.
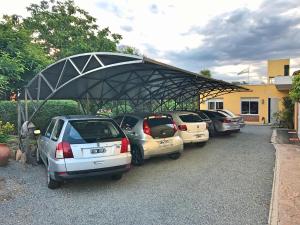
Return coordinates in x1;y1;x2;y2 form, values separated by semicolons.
0;125;275;225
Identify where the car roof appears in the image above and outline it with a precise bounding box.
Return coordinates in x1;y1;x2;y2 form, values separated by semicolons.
164;111;198;116
200;110;226;116
117;112;170;119
53;115;112;121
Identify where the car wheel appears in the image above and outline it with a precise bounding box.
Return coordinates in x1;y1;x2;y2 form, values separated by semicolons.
131;145;144;166
36;146;42;164
210;125;218;137
111;173;123;180
168;152;181;160
196;142;206;147
47;164;61;189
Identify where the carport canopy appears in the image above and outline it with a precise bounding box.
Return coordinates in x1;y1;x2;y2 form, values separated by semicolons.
23;52;248;120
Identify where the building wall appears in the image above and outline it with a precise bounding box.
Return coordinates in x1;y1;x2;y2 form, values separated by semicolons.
268;59;290;78
200;84;289;124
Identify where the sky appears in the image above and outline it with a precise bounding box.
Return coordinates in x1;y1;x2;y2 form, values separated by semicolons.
1;0;300;83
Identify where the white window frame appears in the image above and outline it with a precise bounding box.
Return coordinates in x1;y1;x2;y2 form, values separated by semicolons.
240;98;259;115
207;98;224;110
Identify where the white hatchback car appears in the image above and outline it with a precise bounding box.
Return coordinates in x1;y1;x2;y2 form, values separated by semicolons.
36;115;131;189
166;111;209;146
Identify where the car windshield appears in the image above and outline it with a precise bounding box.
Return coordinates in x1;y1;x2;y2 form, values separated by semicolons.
63;120;123;144
179;114;202;123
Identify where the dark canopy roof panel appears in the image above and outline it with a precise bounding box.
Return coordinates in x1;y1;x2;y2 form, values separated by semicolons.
24;52;248;103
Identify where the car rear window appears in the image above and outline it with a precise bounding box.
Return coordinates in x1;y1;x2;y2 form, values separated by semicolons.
205;111;226;118
63;120;124;144
148;117;173;127
179;114;202;123
196;111;209;120
147;116;175;138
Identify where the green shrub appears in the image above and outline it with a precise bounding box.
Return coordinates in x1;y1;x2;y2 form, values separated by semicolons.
0;100;83;132
273;96;294;128
0;121;14;143
290;75;300;102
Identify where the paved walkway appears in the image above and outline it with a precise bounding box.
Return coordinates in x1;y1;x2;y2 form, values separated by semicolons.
270;131;300;225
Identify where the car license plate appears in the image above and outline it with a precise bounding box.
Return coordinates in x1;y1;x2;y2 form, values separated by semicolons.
90;147;106;154
159;139;172;146
195;134;203;138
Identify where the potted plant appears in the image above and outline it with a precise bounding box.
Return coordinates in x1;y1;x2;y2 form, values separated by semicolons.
0;121;14;166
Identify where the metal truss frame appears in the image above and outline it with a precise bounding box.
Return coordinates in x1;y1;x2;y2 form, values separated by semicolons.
20;52;249;127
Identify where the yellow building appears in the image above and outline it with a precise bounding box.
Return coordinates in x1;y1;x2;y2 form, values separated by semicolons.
200;59;292;124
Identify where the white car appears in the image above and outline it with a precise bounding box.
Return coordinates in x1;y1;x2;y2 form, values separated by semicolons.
36;115;132;189
166;111;209;146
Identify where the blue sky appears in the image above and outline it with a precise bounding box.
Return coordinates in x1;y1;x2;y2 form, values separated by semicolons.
1;0;300;83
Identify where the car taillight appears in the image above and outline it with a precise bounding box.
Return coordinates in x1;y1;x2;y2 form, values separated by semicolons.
143;120;151;135
178;124;187;131
55;141;73;159
121;138;129;153
172;120;177;132
205;122;209;129
223;118;231;123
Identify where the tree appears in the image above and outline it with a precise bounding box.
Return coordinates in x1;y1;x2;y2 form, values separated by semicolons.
24;0;122;60
0;15;52;98
290;75;300;102
199;70;212;78
118;45;140;56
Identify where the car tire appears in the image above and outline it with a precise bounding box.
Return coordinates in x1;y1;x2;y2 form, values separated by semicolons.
111;173;123;180
36;146;42;164
47;164;61;189
131;145;144;166
168;152;181;160
210;125;218;137
196;142;206;147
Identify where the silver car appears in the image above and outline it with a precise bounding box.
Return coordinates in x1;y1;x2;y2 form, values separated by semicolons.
114;113;184;165
200;110;240;135
36;115;131;189
216;109;245;128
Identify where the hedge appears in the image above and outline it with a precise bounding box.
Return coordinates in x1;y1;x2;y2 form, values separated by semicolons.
0;100;83;132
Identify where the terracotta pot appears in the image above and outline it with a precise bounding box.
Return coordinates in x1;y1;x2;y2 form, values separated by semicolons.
0;143;10;166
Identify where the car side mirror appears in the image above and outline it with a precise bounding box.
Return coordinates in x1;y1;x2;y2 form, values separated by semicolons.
34;129;41;135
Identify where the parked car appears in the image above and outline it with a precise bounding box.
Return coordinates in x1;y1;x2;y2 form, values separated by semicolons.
36;115;131;189
216;109;245;128
114;113;184;165
198;110;240;136
165;111;209;146
192;110;213;132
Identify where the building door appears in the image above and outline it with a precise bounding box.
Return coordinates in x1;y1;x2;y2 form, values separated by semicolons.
268;98;279;124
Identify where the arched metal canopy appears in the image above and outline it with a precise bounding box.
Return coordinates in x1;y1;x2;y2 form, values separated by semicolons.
22;52;248;120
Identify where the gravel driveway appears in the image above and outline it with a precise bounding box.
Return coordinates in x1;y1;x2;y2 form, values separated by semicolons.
0;125;275;225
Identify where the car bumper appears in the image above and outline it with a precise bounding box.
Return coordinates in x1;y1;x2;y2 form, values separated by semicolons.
54;164;131;181
143;136;183;158
48;153;132;180
219;124;241;132
239;123;246;128
180;130;209;143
